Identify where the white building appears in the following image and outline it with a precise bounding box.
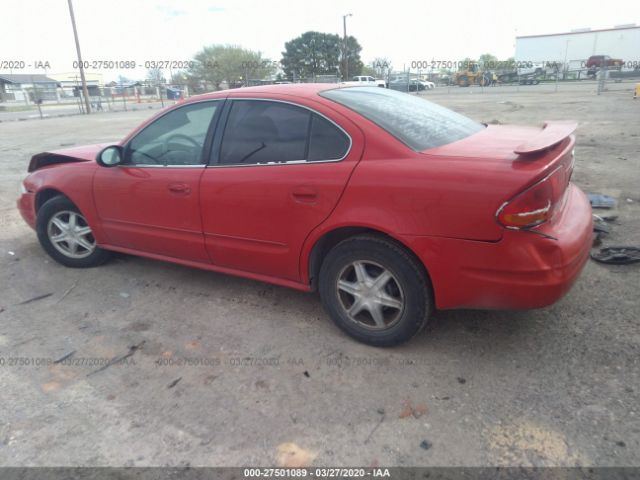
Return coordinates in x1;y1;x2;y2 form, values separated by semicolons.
515;25;640;69
48;72;104;97
0;74;58;102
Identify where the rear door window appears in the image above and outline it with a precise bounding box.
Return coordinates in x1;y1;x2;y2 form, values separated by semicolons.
216;100;350;166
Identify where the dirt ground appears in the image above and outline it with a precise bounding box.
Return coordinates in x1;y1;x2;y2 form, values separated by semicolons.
0;81;638;467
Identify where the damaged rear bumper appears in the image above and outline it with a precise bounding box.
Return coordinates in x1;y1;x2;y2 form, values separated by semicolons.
402;183;592;310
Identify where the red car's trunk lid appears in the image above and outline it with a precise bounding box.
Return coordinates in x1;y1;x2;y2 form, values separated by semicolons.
420;122;577;240
422;122;576;189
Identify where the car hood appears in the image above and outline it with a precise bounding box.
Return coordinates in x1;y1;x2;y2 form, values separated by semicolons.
28;143;113;172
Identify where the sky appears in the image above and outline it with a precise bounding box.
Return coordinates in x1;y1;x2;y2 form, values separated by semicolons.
1;0;637;81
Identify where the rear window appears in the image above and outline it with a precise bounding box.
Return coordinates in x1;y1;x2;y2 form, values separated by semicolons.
320;87;484;151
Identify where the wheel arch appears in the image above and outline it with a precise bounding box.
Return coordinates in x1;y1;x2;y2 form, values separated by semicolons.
34;184;107;244
304;226;434;298
35;188;68;213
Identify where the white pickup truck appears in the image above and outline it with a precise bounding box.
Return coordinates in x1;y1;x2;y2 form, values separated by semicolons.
343;76;387;88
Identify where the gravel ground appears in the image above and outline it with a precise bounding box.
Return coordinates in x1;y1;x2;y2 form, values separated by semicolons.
0;81;638;467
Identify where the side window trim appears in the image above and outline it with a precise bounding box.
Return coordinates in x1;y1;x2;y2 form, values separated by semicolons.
208;98;353;168
208;99;233;166
200;99;226;166
122;99;225;168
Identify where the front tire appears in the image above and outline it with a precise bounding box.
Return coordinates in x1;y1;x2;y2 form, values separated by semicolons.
36;196;111;268
319;235;432;347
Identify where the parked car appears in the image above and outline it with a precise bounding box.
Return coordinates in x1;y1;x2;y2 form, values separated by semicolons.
418;80;435;90
388;79;426;92
585;55;623;69
17;85;592;346
344;75;387;88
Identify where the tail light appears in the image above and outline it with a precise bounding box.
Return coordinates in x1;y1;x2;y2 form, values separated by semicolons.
497;164;570;229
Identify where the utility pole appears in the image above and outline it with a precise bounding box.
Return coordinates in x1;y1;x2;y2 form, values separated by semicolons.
342;14;352;81
68;0;91;114
557;39;570;93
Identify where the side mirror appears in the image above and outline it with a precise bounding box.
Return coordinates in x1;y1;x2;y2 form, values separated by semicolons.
97;146;123;167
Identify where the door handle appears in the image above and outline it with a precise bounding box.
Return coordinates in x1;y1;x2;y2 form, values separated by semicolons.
168;183;191;194
291;186;318;203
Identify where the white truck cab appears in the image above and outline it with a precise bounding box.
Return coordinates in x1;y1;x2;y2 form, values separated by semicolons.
344;76;387;88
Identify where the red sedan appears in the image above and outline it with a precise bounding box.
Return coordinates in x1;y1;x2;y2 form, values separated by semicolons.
17;85;592;346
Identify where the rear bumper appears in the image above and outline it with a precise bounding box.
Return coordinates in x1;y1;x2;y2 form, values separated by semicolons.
403;184;592;310
17;192;36;230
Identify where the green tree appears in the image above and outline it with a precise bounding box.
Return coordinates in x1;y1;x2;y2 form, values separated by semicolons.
281;31;342;80
361;65;377;77
171;70;201;93
478;53;498;64
339;36;364;80
189;44;276;90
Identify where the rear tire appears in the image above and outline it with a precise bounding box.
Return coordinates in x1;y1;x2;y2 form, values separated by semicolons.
319;235;432;347
36;196;111;268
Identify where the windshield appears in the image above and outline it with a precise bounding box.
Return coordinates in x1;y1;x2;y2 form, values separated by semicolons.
320;87;484;151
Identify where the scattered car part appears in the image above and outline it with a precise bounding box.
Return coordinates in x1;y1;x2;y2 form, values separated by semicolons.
592;215;612;234
587;193;617;209
591;246;640;265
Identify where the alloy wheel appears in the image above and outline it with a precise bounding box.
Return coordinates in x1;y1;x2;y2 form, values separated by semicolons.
336;260;405;330
47;210;96;259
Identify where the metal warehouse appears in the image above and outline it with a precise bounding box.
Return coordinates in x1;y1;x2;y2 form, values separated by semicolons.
515;25;640;67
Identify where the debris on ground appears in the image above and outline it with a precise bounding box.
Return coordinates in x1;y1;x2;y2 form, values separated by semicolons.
457;377;467;384
593;232;603;247
87;340;145;376
167;377;182;389
276;442;317;468
56;282;78;304
364;408;385;444
592;215;612;234
16;292;54;306
591;246;640;265
594;212;619;222
53;351;76;364
420;440;433;450
587;193;617;209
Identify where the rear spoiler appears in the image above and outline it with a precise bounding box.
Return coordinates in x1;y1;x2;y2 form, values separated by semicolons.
514;121;577;155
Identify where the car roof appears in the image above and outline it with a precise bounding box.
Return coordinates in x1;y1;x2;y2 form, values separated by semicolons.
183;83;345;103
